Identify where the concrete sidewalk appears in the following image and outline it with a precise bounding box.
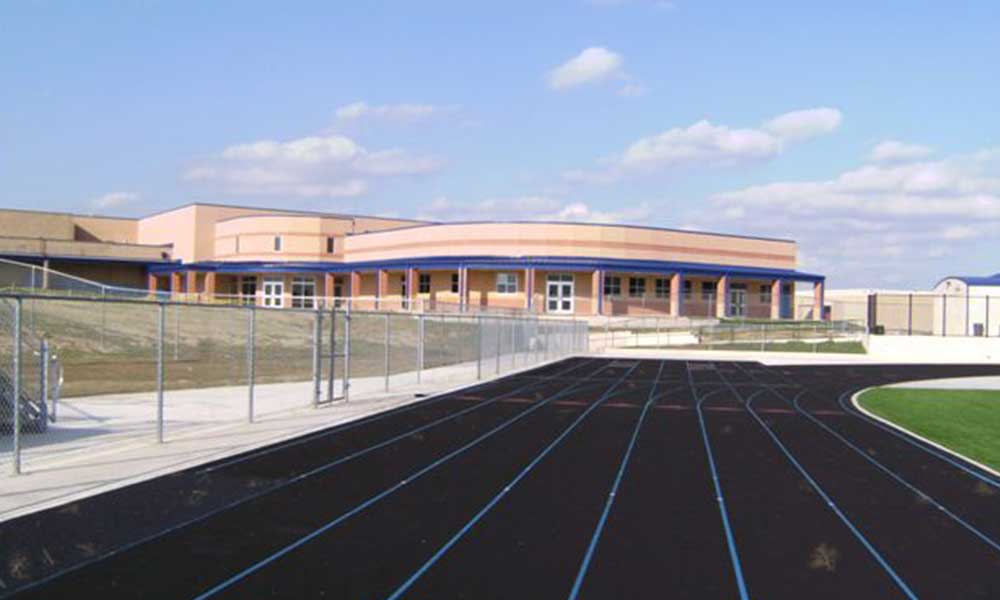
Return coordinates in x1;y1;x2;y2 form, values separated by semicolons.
0;356;532;523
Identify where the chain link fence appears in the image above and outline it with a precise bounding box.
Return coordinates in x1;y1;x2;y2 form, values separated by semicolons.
590;316;867;354
0;292;588;476
826;292;1000;337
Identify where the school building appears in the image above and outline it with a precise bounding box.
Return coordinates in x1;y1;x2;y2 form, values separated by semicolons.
0;203;825;319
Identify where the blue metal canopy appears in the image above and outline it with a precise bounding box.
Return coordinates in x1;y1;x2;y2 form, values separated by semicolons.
147;255;824;283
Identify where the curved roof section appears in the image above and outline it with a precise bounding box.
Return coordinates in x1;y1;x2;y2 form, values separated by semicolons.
937;274;1000;287
342;221;797;271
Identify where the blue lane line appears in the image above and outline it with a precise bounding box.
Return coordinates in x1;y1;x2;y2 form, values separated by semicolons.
731;381;919;600
194;364;637;600
566;361;665;600
14;360;602;598
787;390;1000;555
837;389;1000;489
763;364;1000;489
200;358;596;475
383;364;641;600
687;362;751;600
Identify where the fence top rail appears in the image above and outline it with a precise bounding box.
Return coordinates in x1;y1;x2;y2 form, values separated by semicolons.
0;291;587;324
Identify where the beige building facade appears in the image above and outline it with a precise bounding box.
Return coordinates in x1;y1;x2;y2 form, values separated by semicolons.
1;203;825;319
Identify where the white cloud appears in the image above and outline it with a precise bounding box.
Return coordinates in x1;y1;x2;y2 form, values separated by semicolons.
870;140;933;163
548;47;624;90
184;134;443;198
91;192;138;209
761;107;842;142
565;107;841;182
621;120;783;169
705;149;1000;286
416;195;651;224
334;101;445;122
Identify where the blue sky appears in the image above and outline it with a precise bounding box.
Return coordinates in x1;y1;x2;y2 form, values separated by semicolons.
3;1;999;288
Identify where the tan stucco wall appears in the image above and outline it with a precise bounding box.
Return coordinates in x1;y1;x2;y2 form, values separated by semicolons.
0;210;76;239
135;204;421;263
343;223;797;270
72;216;138;243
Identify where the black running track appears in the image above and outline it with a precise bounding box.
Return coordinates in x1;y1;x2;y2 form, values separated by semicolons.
5;357;1000;599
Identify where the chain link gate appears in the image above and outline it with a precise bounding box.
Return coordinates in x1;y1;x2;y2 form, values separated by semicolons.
320;306;350;405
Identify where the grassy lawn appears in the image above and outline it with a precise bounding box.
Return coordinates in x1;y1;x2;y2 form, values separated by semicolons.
634;340;867;354
858;388;1000;472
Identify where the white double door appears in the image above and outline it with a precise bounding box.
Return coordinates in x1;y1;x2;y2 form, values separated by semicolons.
546;273;575;314
263;278;284;308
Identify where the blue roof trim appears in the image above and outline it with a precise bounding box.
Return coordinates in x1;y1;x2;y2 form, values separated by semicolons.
149;255;823;282
937;274;1000;287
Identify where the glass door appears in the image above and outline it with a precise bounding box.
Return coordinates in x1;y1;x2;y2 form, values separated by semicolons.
546;274;575;314
728;286;747;317
263;278;284;308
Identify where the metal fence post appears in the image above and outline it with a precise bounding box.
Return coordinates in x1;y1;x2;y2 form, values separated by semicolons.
476;315;482;380
907;294;913;336
12;297;22;475
247;305;256;423
384;312;390;392
174;303;180;361
156;302;165;444
40;336;49;425
312;308;323;408
344;304;352;402
418;313;425;384
327;306;336;402
942;294;948;337
495;318;502;375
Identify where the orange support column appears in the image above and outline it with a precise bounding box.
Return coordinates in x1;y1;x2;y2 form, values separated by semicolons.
185;271;197;300
591;270;603;315
170;272;182;299
670;273;683;316
324;273;336;307
715;275;729;318
349;271;362;309
204;272;216;300
376;269;389;309
147;273;158;296
770;279;782;320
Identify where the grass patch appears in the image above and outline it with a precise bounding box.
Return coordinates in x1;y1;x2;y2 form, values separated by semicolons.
858;388;1000;472
634;340;867;354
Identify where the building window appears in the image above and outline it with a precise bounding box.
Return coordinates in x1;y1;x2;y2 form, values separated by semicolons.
701;281;717;301
683;280;692;300
333;276;344;298
496;272;518;294
603;275;621;297
419;273;431;294
326;236;335;254
291;276;316;308
760;284;772;304
451;273;460;293
274;236;282;252
628;277;646;298
655;278;670;299
400;275;407;298
239;276;257;305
